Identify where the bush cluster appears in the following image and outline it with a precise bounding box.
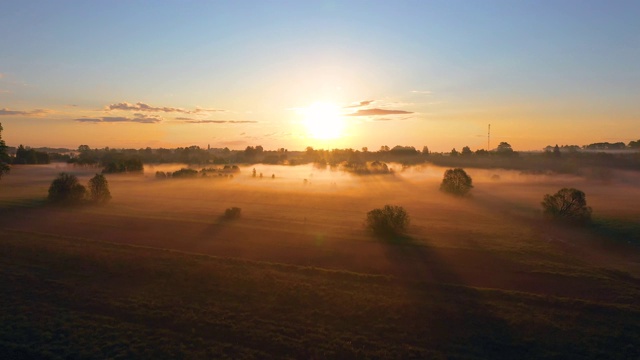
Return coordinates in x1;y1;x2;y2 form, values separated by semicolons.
541;187;592;223
440;168;473;196
48;173;111;205
224;207;242;220
366;205;410;237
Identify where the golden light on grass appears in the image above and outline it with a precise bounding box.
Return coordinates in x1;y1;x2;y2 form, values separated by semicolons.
302;101;344;140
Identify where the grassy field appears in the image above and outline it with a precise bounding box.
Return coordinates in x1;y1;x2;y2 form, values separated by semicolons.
1;163;640;358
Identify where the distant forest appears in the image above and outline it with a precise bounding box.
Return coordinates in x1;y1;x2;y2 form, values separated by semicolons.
5;139;640;176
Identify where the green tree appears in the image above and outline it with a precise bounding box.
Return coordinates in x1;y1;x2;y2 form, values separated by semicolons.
88;174;111;203
366;205;410;237
0;123;10;180
541;188;592;223
48;173;86;204
440;168;473;196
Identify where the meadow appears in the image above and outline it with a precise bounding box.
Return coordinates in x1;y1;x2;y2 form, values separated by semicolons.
1;163;639;359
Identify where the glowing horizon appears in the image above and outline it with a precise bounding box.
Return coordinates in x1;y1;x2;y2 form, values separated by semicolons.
1;1;639;152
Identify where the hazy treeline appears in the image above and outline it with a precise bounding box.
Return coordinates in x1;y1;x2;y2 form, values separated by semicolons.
67;145;143;173
11;145;50;164
4;138;640;177
155;165;240;179
544;140;640;151
429;150;640;176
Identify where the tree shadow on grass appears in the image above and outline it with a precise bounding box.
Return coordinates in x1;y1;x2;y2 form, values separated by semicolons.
377;234;530;358
370;231;412;245
197;214;242;242
0;197;48;211
0;197;71;226
590;217;640;247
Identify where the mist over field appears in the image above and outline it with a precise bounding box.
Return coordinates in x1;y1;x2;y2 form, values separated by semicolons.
2;161;640;358
3;0;640;357
3;163;639;272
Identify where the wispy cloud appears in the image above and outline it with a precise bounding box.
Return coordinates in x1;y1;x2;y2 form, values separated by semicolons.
176;117;257;124
411;90;432;95
192;107;223;113
371;116;414;122
347;108;413;116
344;100;375;108
75;114;162;124
106;102;224;114
0;108;50;116
0;90;11;94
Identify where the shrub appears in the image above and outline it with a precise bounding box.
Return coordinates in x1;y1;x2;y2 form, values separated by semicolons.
440;168;473;196
172;168;199;178
102;158;143;173
48;173;86;204
224;207;242;220
88;174;111;204
366;205;410;237
542;188;592;223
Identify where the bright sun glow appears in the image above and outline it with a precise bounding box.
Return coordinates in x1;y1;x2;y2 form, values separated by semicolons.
302;102;344;139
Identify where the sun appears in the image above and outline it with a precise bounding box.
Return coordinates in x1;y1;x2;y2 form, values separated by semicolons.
302;101;344;139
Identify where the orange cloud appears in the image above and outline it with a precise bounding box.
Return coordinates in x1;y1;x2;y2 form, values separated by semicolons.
347;108;413;116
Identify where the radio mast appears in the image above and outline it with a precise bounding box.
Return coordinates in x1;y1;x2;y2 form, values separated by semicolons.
488;124;491;151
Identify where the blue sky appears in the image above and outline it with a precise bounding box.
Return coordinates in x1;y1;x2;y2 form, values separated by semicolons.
1;0;639;150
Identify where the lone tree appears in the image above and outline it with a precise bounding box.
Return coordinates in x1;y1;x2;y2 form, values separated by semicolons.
496;141;515;155
366;205;410;238
88;173;111;204
48;173;87;204
0;123;10;180
542;188;592;223
223;207;242;220
440;168;473;196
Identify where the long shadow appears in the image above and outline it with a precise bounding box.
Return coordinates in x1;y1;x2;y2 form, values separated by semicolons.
195;216;240;244
379;233;530;358
0;197;70;228
590;217;640;247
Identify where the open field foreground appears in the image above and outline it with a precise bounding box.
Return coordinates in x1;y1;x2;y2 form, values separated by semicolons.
1;164;640;359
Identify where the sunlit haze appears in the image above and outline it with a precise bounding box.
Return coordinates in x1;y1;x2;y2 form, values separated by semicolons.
302;102;344;140
2;3;640;356
1;1;639;151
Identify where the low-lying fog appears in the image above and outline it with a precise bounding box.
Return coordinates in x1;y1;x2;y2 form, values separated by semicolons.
2;161;640;278
3;162;640;221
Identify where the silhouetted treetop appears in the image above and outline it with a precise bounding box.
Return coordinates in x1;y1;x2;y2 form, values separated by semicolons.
496;142;515;155
48;173;87;204
0;123;10;180
440;168;473;196
366;205;410;238
541;188;592;223
88;174;111;204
